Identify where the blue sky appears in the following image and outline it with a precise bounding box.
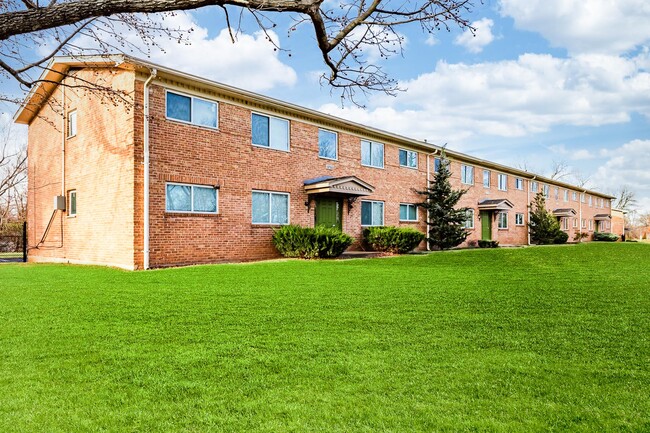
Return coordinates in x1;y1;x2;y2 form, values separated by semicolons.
1;0;649;212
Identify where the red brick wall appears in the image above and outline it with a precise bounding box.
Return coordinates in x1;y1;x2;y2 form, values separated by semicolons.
27;68;137;269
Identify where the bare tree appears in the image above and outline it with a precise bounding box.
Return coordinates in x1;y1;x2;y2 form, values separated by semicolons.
548;160;571;181
1;0;476;105
614;186;636;211
0;123;27;225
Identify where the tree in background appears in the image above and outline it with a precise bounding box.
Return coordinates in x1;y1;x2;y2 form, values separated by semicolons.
417;153;469;250
528;192;567;244
0;0;476;105
0;121;26;227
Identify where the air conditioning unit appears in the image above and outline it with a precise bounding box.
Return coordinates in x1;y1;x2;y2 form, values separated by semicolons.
54;195;66;211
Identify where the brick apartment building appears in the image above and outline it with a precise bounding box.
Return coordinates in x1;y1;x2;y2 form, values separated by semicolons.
15;55;615;269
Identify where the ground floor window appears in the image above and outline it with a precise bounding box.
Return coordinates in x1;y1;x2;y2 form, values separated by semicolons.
464;209;474;229
515;213;524;226
573;218;578;228
562;218;569;230
252;191;289;224
399;203;418;222
361;200;384;226
498;212;508;229
166;183;218;213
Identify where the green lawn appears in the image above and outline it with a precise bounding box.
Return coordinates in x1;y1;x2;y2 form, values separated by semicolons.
1;243;649;432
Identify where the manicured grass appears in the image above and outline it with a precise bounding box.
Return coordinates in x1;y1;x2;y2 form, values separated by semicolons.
1;243;649;432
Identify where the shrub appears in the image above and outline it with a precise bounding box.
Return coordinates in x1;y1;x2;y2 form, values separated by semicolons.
363;226;425;254
593;231;618;242
573;232;589;241
478;240;499;248
553;231;569;244
272;225;353;259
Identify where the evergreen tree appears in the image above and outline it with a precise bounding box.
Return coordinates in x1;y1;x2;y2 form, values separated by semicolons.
418;154;469;250
529;191;566;244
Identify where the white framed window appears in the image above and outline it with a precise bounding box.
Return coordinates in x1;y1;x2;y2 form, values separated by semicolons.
515;178;524;190
399;149;418;169
252;113;289;151
605;200;609;208
588;195;593;206
399;203;418;222
464;209;475;229
361;140;384;168
361;200;384;226
166;183;218;214
581;193;585;203
531;181;538;193
166;90;218;128
318;129;338;160
498;174;507;191
68;190;77;216
483;170;491;188
461;164;474;185
564;190;569;202
563;218;569;230
573;218;578;228
433;158;441;174
582;218;587;228
515;213;524;226
252;190;289;224
554;187;559;200
67;110;77;137
498;212;508;229
543;184;550;197
573;191;577;201
589;219;593;231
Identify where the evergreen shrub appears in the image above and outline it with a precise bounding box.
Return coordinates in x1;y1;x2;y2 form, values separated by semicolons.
272;225;353;259
363;226;425;253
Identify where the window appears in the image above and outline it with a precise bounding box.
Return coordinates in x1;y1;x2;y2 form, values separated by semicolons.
166;91;218;128
252;191;289;224
497;212;508;229
562;218;569;230
483;170;491;188
589;219;593;231
464;209;475;229
515;178;524;190
588;195;593;206
515;213;524;226
554;187;559;200
166;183;218;213
252;113;289;151
461;165;474;185
399;149;418;169
67;110;77;137
361;140;384;168
564;190;569;202
400;203;418;222
498;174;507;191
318;129;338;160
68;190;77;216
361;200;384;226
434;158;441;173
531;181;538;193
581;193;585;203
573;191;577;201
543;184;550;197
573;218;578;228
605;200;609;208
582;218;586;228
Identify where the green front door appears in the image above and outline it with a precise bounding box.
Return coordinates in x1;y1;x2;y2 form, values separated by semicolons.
480;211;492;240
315;198;342;230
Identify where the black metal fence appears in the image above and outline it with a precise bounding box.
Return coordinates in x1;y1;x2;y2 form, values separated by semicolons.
0;222;27;262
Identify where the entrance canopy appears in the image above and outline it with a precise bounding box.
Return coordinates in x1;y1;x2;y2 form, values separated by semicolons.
594;214;611;221
553;208;577;218
303;176;374;197
477;199;514;211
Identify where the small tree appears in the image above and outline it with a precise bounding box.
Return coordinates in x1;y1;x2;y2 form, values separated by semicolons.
529;192;566;244
418;155;469;250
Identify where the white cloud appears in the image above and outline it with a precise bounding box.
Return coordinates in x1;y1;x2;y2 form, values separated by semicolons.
499;0;650;54
548;144;597;160
455;18;495;53
320;53;650;145
425;35;438;46
72;13;297;92
591;139;650;211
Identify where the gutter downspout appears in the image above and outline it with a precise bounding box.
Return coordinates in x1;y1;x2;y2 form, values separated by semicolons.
426;149;440;251
143;69;157;270
527;175;536;246
61;83;66;197
579;189;586;243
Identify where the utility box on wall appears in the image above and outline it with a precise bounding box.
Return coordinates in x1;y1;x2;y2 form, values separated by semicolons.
54;195;66;211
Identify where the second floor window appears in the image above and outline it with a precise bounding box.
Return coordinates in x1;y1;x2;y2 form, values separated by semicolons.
361;140;384;168
498;174;507;191
252;113;289;151
543;184;550;197
461;165;474;185
68;110;77;137
515;178;524;190
483;170;491;187
531;181;538;193
564;190;569;202
318;129;338;160
166;91;218;128
399;149;418;169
